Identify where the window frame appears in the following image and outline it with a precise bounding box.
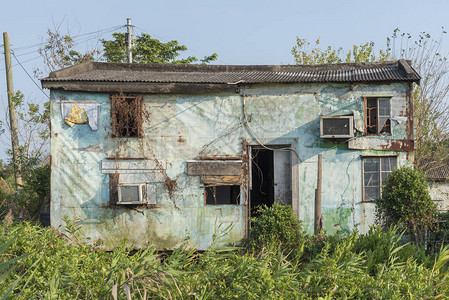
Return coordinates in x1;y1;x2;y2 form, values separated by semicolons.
362;156;397;202
204;185;241;206
364;97;392;136
110;94;143;138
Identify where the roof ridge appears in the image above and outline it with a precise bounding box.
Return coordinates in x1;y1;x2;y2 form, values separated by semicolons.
40;60;421;92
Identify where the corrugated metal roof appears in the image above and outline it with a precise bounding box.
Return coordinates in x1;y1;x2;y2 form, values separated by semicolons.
425;161;449;182
41;60;420;85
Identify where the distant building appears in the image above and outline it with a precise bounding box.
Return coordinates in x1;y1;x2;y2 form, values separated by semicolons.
425;161;449;212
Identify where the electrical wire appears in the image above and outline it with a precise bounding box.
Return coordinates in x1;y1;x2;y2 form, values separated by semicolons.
0;55;42;72
0;25;124;71
11;50;50;99
14;26;123;59
12;25;124;53
242;93;303;162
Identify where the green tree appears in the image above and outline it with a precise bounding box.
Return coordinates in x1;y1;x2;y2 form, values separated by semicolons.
0;91;50;219
36;28;101;75
101;32;218;64
291;38;390;64
375;166;437;246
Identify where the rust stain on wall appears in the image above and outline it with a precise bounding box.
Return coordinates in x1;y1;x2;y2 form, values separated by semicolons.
380;139;414;152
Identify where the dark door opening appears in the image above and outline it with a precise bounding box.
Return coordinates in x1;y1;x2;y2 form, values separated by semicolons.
250;149;274;216
250;147;292;217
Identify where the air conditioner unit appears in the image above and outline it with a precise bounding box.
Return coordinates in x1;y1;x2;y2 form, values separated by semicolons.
320;116;354;138
117;183;147;205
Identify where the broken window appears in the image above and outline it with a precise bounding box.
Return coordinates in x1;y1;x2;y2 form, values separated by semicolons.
205;185;240;205
111;95;143;137
363;156;397;201
365;97;391;135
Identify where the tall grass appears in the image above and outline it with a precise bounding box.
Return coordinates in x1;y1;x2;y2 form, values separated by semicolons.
1;218;449;298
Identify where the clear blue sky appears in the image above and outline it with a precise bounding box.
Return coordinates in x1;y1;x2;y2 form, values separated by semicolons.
0;0;448;160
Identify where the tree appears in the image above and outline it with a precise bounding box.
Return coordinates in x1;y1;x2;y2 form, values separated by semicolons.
292;31;449;170
101;32;218;64
0;91;50;219
375;166;437;246
35;27;101;76
291;38;390;64
388;29;449;172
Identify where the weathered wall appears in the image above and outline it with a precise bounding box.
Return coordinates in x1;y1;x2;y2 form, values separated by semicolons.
428;182;449;212
50;81;411;249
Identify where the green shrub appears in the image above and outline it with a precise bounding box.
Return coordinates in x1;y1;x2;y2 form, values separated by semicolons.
354;226;431;275
244;203;305;256
376;166;437;246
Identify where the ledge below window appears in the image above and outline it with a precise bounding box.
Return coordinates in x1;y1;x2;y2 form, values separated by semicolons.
348;138;414;152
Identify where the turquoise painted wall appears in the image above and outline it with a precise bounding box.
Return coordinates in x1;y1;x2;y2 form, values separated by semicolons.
50;81;411;249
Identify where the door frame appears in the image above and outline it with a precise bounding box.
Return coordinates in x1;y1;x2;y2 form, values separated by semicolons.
245;138;299;236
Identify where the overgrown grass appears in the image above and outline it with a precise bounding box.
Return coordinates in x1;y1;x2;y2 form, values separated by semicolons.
1;213;449;298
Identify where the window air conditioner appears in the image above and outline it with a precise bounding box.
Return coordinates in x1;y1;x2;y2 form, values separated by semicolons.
117;183;147;205
320;116;354;138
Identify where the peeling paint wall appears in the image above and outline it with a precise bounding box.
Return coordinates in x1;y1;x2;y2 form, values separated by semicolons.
50;81;412;249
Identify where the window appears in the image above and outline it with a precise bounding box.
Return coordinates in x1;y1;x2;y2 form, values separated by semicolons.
364;97;391;135
111;95;143;137
205;185;240;205
363;156;397;201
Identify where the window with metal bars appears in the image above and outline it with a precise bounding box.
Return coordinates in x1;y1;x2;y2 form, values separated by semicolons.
362;156;397;202
111;95;143;138
364;97;391;135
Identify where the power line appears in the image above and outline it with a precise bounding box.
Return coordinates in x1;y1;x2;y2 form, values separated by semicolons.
12;25;124;53
1;26;124;71
0;55;41;72
12;26;121;60
11;50;50;99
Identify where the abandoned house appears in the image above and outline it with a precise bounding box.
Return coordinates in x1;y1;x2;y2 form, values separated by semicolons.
40;60;420;250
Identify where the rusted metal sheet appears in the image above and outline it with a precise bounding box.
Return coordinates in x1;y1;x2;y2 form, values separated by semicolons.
187;160;242;176
348;138;414;152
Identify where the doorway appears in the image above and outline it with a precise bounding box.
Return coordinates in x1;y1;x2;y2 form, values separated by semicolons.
249;147;292;217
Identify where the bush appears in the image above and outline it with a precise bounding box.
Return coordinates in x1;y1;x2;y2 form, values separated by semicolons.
376;166;437;246
244;203;305;255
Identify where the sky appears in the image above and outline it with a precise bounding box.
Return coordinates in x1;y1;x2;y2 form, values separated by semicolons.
0;0;449;160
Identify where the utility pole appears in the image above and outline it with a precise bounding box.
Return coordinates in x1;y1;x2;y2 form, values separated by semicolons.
314;154;322;235
3;32;22;191
125;18;133;63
